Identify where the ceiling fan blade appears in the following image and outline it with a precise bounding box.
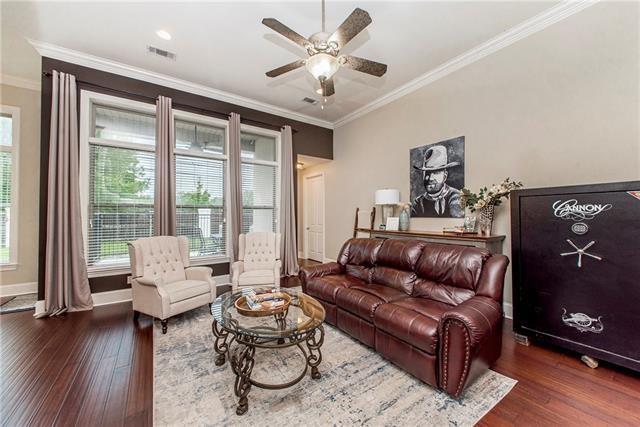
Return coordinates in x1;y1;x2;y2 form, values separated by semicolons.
262;18;311;49
320;78;335;97
328;8;372;49
265;59;306;78
340;55;387;77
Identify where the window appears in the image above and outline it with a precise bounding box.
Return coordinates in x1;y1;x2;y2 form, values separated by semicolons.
0;106;19;269
240;128;280;234
174;112;228;260
81;93;156;271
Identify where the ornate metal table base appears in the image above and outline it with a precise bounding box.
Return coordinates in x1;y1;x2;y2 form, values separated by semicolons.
212;319;325;415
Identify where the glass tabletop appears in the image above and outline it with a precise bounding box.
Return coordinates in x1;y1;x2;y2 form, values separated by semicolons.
211;287;325;338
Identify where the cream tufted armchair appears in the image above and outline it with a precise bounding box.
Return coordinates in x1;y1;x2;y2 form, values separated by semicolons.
128;236;216;333
231;232;282;290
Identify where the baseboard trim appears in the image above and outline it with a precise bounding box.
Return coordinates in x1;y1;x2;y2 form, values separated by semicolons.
298;251;304;259
0;282;37;297
503;302;513;320
33;274;231;316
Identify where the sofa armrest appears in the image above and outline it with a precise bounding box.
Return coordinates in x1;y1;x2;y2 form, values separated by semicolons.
131;276;170;319
274;260;282;287
185;266;214;282
135;276;163;287
185;266;216;298
231;261;244;290
438;296;503;398
298;262;343;287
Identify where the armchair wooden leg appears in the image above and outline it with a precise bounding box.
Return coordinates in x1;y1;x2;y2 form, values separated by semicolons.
133;310;140;322
161;319;168;334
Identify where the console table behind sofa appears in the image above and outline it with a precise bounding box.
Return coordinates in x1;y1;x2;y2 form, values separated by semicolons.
355;228;505;254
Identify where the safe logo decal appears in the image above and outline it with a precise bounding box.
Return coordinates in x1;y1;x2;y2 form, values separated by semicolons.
552;199;612;221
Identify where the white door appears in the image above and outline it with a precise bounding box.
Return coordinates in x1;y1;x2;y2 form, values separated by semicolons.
304;174;324;262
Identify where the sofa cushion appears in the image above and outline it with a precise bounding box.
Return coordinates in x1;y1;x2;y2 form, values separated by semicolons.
336;238;383;282
337;238;383;267
371;240;423;294
373;298;454;354
376;238;426;270
240;232;278;271
162;280;211;304
349;283;408;303
413;279;475;306
415;244;490;291
305;274;366;303
371;266;417;294
238;269;275;287
336;285;407;321
345;265;372;283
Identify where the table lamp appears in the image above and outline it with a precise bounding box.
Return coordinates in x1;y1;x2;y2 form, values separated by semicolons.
374;189;400;229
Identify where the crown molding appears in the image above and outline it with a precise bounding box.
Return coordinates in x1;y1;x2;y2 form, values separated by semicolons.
28;39;334;130
333;0;599;128
0;74;41;91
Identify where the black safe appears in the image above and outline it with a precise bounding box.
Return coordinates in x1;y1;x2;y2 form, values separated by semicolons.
511;181;640;372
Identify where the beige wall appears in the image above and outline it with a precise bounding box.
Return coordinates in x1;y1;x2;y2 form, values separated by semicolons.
0;83;41;286
312;2;640;305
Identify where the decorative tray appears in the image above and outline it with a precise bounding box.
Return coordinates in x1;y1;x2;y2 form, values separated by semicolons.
234;292;292;317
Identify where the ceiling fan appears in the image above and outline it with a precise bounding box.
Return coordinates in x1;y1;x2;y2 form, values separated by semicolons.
262;0;387;97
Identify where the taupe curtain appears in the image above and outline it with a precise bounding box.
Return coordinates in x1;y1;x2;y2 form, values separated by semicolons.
279;126;299;276
154;96;176;236
41;71;93;317
228;112;242;261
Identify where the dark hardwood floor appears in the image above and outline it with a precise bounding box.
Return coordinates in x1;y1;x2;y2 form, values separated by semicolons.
0;303;153;427
2;265;639;426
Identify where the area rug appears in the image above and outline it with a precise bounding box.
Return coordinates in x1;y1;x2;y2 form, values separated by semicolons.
154;305;516;426
0;293;36;314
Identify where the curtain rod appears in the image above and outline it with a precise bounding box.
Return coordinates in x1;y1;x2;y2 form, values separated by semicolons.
42;71;298;133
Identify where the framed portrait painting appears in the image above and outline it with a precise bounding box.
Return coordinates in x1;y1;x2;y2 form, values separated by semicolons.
410;136;465;218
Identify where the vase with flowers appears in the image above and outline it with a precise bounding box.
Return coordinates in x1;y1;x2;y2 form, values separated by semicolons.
460;178;523;235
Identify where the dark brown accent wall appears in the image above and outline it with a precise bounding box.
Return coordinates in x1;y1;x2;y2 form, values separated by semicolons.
38;57;333;299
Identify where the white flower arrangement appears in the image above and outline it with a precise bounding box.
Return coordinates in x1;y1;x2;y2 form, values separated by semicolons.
460;178;523;212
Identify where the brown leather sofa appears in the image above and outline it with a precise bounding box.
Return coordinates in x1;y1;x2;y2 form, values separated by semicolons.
299;238;509;398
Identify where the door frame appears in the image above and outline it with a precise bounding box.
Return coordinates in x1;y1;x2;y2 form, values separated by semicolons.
302;172;326;262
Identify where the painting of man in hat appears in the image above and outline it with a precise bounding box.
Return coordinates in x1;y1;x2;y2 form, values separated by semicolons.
410;136;465;218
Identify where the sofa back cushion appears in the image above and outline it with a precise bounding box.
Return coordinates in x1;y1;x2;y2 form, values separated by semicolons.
413;243;491;305
240;232;279;271
337;238;383;282
128;235;189;284
372;239;426;294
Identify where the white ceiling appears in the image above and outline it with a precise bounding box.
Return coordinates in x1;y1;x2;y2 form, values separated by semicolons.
1;1;558;124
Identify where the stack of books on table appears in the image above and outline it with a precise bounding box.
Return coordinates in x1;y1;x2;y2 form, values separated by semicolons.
245;289;286;310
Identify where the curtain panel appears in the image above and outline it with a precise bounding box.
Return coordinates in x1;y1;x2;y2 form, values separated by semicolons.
41;70;93;317
279;125;299;276
228;112;242;261
154;96;176;236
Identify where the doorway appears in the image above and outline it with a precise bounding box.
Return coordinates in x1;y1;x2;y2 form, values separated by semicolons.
303;173;325;262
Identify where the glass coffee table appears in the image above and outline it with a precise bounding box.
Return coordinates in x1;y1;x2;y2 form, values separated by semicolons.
211;287;325;415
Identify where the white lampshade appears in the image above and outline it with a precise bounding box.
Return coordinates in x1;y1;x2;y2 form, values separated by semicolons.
305;53;339;80
374;189;400;205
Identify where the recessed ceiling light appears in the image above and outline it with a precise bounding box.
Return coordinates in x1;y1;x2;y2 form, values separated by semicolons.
156;30;172;41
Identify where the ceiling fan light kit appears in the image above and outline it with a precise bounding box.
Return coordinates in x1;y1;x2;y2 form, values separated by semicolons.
305;52;339;80
262;0;388;98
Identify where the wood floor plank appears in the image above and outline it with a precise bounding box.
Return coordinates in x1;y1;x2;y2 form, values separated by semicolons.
2;292;640;426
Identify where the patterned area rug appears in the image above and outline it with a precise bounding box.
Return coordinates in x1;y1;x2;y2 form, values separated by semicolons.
154;306;516;426
0;293;36;314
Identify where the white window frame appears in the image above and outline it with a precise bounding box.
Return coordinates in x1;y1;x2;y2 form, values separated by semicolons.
0;105;20;271
173;109;231;264
80;90;157;277
239;124;282;234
